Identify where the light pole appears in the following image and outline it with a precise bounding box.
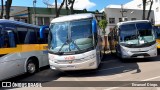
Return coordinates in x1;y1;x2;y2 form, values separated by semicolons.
33;0;37;25
120;4;127;21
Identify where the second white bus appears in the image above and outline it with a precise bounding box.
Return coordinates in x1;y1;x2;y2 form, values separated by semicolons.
109;20;157;59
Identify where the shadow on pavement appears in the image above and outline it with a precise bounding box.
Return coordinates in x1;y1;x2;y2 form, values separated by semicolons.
60;53;160;77
0;66;63;89
2;66;62;82
1;53;160;89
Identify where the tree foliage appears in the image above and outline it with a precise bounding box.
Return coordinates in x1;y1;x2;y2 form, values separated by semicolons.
98;19;108;35
102;11;106;20
95;10;99;13
83;8;87;13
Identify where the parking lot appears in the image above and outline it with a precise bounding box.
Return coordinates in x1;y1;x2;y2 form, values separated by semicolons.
2;53;160;90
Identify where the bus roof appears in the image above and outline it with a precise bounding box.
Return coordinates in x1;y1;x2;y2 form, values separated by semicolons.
51;13;94;23
0;19;40;28
117;20;150;26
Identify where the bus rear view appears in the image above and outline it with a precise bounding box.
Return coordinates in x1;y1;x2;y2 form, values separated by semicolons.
116;20;157;59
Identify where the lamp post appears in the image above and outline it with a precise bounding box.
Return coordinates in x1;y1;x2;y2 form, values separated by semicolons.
33;0;37;25
120;4;127;21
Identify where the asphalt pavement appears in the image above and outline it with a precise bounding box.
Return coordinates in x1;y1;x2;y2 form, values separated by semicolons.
2;53;160;90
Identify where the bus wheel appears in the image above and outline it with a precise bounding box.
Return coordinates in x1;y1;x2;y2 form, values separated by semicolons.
26;59;37;74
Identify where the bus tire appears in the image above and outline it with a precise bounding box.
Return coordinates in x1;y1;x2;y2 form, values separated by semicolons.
26;59;38;74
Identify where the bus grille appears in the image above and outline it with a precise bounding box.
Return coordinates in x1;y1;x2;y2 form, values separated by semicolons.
131;50;149;53
131;53;150;57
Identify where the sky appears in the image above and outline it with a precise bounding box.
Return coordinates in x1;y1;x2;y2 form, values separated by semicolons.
1;0;132;11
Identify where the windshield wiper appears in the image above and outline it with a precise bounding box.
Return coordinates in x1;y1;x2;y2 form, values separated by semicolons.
70;39;81;51
58;35;69;53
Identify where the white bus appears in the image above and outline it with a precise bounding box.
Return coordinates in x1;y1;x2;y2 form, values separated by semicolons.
0;19;49;81
41;13;104;71
108;20;157;59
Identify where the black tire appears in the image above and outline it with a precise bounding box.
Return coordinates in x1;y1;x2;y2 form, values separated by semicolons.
26;59;37;74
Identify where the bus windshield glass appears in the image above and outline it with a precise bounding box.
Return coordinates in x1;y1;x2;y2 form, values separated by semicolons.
49;19;94;54
120;22;154;46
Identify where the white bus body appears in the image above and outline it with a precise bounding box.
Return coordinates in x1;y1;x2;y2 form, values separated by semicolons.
46;13;104;71
115;20;157;59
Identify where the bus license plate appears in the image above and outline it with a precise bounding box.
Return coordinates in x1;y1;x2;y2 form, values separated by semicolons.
137;56;144;58
67;65;76;68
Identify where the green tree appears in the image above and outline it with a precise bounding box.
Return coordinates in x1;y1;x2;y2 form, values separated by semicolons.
98;19;108;35
95;9;99;13
83;8;87;13
102;11;106;19
99;19;108;51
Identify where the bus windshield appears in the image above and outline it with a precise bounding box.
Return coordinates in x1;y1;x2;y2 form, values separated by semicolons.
49;19;94;54
120;22;155;46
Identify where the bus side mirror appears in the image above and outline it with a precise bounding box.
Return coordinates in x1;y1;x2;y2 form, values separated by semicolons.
92;19;97;33
40;26;49;39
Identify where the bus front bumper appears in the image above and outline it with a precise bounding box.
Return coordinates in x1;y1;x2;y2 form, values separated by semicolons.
49;57;98;71
121;46;157;59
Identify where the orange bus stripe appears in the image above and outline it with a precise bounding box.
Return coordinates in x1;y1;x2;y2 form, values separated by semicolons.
0;44;48;55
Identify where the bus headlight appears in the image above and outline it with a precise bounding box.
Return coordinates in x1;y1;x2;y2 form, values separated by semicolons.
121;47;129;56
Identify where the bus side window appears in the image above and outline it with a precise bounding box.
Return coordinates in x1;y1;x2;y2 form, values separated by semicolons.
0;30;16;48
24;28;37;44
17;27;28;44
